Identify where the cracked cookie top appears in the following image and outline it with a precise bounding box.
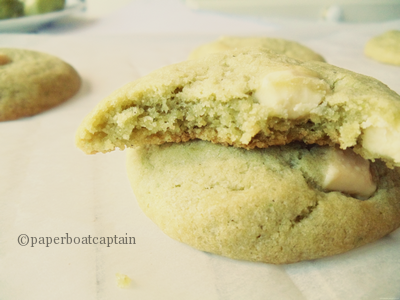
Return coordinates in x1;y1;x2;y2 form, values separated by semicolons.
76;48;400;167
188;36;326;62
126;140;400;264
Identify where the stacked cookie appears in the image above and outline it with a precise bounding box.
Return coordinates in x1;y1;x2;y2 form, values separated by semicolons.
76;39;400;264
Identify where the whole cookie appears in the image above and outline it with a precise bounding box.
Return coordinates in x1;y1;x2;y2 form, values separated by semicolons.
76;48;400;168
365;30;400;66
188;36;325;62
0;48;81;121
126;141;400;264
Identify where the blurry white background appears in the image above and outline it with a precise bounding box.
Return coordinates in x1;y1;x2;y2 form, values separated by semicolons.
84;0;400;22
184;0;400;22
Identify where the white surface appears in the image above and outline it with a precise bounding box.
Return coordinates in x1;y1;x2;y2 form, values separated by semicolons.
185;0;400;22
0;0;85;33
84;0;133;18
40;0;277;35
1;1;400;299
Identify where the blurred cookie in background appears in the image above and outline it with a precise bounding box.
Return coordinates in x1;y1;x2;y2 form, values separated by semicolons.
365;30;400;66
188;36;326;62
0;48;81;121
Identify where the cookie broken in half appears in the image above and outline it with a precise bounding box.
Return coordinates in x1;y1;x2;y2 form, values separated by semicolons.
76;48;400;167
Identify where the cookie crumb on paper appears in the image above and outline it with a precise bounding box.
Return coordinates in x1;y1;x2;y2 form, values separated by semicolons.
116;273;131;288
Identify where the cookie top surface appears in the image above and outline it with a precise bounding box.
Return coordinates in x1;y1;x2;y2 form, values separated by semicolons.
126;140;400;264
76;48;400;167
0;48;81;121
188;36;325;62
365;30;400;66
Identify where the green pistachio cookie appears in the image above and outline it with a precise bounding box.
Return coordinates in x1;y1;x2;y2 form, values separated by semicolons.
365;30;400;66
188;36;325;62
76;48;400;167
126;140;400;264
0;48;81;121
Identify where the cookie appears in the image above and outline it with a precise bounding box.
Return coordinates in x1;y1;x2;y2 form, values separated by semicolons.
0;48;81;121
188;36;325;62
126;140;400;264
76;48;400;167
365;30;400;66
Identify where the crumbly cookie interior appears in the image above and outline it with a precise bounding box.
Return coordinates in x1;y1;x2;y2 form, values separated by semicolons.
76;49;400;167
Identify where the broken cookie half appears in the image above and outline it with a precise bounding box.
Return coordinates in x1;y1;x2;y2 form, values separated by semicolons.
76;48;400;167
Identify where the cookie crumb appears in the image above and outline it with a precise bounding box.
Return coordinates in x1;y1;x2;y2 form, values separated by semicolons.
115;273;131;288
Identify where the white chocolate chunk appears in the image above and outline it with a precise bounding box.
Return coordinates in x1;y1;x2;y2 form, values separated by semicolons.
254;67;330;118
362;126;400;166
322;148;376;199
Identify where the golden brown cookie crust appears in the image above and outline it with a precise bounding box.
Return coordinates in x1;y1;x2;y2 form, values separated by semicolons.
0;48;81;121
126;141;400;264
